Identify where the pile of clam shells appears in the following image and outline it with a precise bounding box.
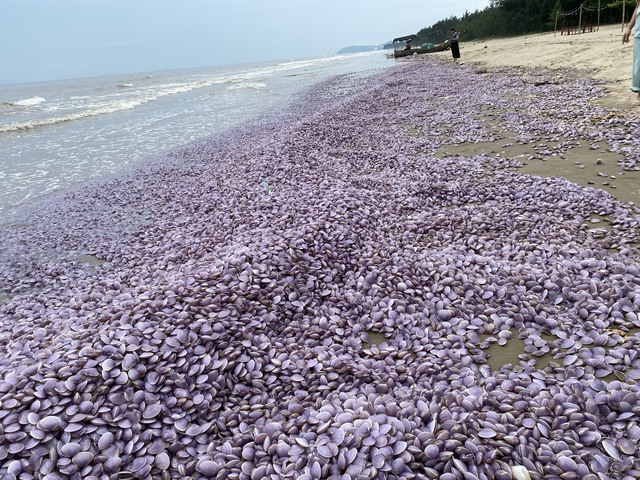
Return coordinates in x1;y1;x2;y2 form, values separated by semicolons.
0;57;639;480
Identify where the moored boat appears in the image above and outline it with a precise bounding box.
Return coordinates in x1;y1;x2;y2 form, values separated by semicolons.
392;42;450;58
389;34;450;58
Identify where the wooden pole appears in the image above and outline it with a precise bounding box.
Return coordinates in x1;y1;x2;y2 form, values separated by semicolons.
597;0;600;31
579;4;583;33
555;10;558;37
623;0;626;32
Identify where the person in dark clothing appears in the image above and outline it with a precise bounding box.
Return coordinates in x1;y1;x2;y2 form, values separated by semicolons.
450;27;461;63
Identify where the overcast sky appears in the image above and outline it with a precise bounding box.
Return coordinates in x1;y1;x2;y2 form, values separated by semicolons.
1;0;490;84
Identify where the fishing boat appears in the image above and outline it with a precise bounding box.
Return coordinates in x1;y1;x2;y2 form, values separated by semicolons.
389;34;450;58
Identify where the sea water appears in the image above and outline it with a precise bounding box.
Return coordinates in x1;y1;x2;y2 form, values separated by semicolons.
0;52;392;221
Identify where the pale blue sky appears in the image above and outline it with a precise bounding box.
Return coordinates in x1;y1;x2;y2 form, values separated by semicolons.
1;0;490;83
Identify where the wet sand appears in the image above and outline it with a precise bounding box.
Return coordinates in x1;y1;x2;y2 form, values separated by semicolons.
439;130;640;205
420;24;640;209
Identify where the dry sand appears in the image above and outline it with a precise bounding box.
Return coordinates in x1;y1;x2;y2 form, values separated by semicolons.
460;24;634;109
425;24;640;207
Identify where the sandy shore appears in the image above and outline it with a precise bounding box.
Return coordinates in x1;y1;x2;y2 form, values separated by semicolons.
414;23;640;207
459;24;634;109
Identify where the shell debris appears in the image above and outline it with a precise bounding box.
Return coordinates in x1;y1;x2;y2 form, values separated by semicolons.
0;59;640;479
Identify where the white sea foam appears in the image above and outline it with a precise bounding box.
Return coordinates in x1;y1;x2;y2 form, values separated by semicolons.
0;98;142;132
227;82;267;91
0;80;214;132
3;96;46;107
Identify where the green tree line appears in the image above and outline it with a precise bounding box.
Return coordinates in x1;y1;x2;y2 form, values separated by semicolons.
413;0;637;45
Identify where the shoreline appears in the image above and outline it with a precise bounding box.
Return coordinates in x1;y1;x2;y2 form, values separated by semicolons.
0;45;639;478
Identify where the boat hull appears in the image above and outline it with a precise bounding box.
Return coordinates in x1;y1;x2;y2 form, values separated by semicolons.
393;43;449;58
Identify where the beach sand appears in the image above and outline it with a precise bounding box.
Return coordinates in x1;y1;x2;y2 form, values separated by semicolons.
425;24;640;207
460;24;633;109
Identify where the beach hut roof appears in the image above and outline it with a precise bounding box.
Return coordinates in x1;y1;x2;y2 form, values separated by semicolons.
393;35;416;43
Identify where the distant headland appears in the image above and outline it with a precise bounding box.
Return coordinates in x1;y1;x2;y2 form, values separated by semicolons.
336;45;381;54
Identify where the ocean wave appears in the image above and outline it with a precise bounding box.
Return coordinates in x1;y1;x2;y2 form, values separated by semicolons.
0;99;142;132
0;73;269;133
0;80;214;133
227;82;267;91
227;56;346;82
3;96;46;107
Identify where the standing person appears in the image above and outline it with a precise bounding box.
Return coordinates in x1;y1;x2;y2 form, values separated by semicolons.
450;27;461;63
622;0;640;103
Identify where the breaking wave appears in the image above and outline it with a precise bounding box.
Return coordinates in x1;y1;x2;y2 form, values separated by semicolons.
3;96;46;107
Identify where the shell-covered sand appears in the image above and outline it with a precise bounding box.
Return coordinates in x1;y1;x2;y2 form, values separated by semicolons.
1;25;640;480
459;24;633;108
